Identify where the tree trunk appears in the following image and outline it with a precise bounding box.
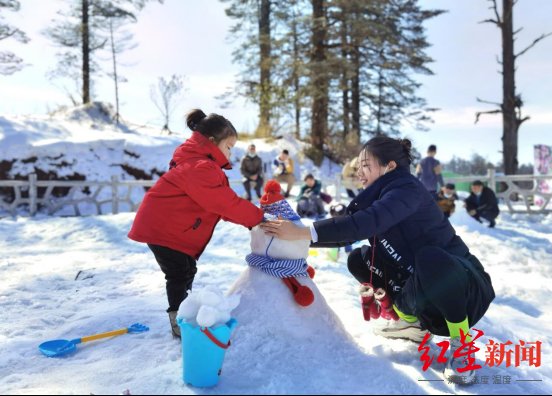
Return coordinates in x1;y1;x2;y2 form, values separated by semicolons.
291;14;301;139
109;21;120;124
340;12;350;140
310;0;327;152
350;44;360;145
81;0;90;104
256;0;271;138
376;69;384;135
501;0;518;174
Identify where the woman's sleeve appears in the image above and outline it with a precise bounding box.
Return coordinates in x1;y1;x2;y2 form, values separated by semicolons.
314;183;423;243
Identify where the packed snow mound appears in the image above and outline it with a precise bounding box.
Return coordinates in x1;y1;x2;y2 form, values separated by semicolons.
228;267;353;341
51;102;119;126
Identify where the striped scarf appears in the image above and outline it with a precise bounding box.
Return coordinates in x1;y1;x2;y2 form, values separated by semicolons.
246;253;308;278
245;236;308;278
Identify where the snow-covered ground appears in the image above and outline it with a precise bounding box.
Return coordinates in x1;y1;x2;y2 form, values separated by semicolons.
1;105;550;394
0;205;550;395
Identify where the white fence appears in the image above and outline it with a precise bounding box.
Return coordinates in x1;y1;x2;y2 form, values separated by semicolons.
0;169;550;217
445;169;552;214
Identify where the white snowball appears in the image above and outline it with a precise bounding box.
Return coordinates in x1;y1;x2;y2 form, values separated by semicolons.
177;291;201;322
196;305;219;328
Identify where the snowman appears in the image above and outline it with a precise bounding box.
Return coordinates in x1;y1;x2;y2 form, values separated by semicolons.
226;180;358;342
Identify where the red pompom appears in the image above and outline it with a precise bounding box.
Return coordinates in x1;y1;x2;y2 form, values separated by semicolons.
260;179;284;205
307;265;316;279
294;285;314;307
264;179;282;194
282;277;314;307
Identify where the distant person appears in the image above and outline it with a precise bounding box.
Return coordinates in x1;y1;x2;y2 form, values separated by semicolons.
437;183;458;218
273;149;296;198
128;109;264;338
240;144;264;201
464;180;499;228
416;144;444;198
342;157;363;198
296;174;326;218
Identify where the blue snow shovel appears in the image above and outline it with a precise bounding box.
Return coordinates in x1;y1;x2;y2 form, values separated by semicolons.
38;323;149;358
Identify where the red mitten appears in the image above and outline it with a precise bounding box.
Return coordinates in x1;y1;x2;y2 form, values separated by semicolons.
359;283;380;321
307;265;316;279
282;277;314;307
374;288;399;321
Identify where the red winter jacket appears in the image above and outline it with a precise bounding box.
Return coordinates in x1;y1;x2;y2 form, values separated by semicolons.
128;131;264;259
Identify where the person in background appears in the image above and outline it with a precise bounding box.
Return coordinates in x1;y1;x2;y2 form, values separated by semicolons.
342;157;363;198
240;143;264;201
436;183;458;218
464;180;499;228
416;144;444;199
273;149;296;198
128;109;264;338
260;136;494;385
296;174;326;218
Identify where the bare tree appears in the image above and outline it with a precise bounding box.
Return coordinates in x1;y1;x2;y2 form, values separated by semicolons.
105;19;137;124
0;0;29;75
475;0;551;175
150;75;185;134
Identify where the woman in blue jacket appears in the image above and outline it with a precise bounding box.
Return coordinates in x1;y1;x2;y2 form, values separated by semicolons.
260;136;495;385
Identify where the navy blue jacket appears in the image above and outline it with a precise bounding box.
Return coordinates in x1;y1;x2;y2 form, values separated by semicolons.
465;186;499;217
313;168;469;268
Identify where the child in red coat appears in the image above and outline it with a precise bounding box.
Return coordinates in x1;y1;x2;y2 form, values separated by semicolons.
128;109;264;337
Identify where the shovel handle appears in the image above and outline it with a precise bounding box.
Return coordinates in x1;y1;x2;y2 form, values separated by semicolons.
80;328;128;344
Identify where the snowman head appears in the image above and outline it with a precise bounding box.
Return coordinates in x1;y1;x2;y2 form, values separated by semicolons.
250;180;310;260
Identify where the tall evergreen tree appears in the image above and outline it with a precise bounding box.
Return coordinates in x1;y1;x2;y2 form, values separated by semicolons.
0;0;29;75
44;0;161;105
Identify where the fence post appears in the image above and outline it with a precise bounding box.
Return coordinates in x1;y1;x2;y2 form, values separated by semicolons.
111;175;119;215
29;173;37;217
488;168;496;192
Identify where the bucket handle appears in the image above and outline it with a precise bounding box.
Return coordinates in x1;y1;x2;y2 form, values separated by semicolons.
200;327;231;349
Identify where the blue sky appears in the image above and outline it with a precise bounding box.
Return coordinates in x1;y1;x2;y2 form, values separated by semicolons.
1;0;551;165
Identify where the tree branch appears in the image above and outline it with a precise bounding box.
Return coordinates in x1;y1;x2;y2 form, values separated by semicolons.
516;32;552;58
478;18;500;26
490;0;501;24
479;0;502;26
475;109;501;124
476;97;501;106
518;115;530;125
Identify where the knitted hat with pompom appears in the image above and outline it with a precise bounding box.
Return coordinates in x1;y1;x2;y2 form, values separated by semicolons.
260;180;300;221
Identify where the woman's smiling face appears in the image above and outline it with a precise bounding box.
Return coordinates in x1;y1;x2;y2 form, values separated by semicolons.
356;150;388;188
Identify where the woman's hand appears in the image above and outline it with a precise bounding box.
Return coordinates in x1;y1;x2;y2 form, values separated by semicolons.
259;219;312;240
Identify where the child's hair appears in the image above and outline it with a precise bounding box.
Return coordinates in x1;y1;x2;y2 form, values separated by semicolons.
304;173;315;181
361;136;412;169
186;109;237;144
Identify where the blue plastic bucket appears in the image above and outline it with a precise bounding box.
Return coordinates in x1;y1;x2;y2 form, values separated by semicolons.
177;317;238;387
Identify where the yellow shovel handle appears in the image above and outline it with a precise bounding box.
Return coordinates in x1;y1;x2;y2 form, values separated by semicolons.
80;328;128;343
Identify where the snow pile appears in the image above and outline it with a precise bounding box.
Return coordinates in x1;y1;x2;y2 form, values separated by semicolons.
177;287;240;328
